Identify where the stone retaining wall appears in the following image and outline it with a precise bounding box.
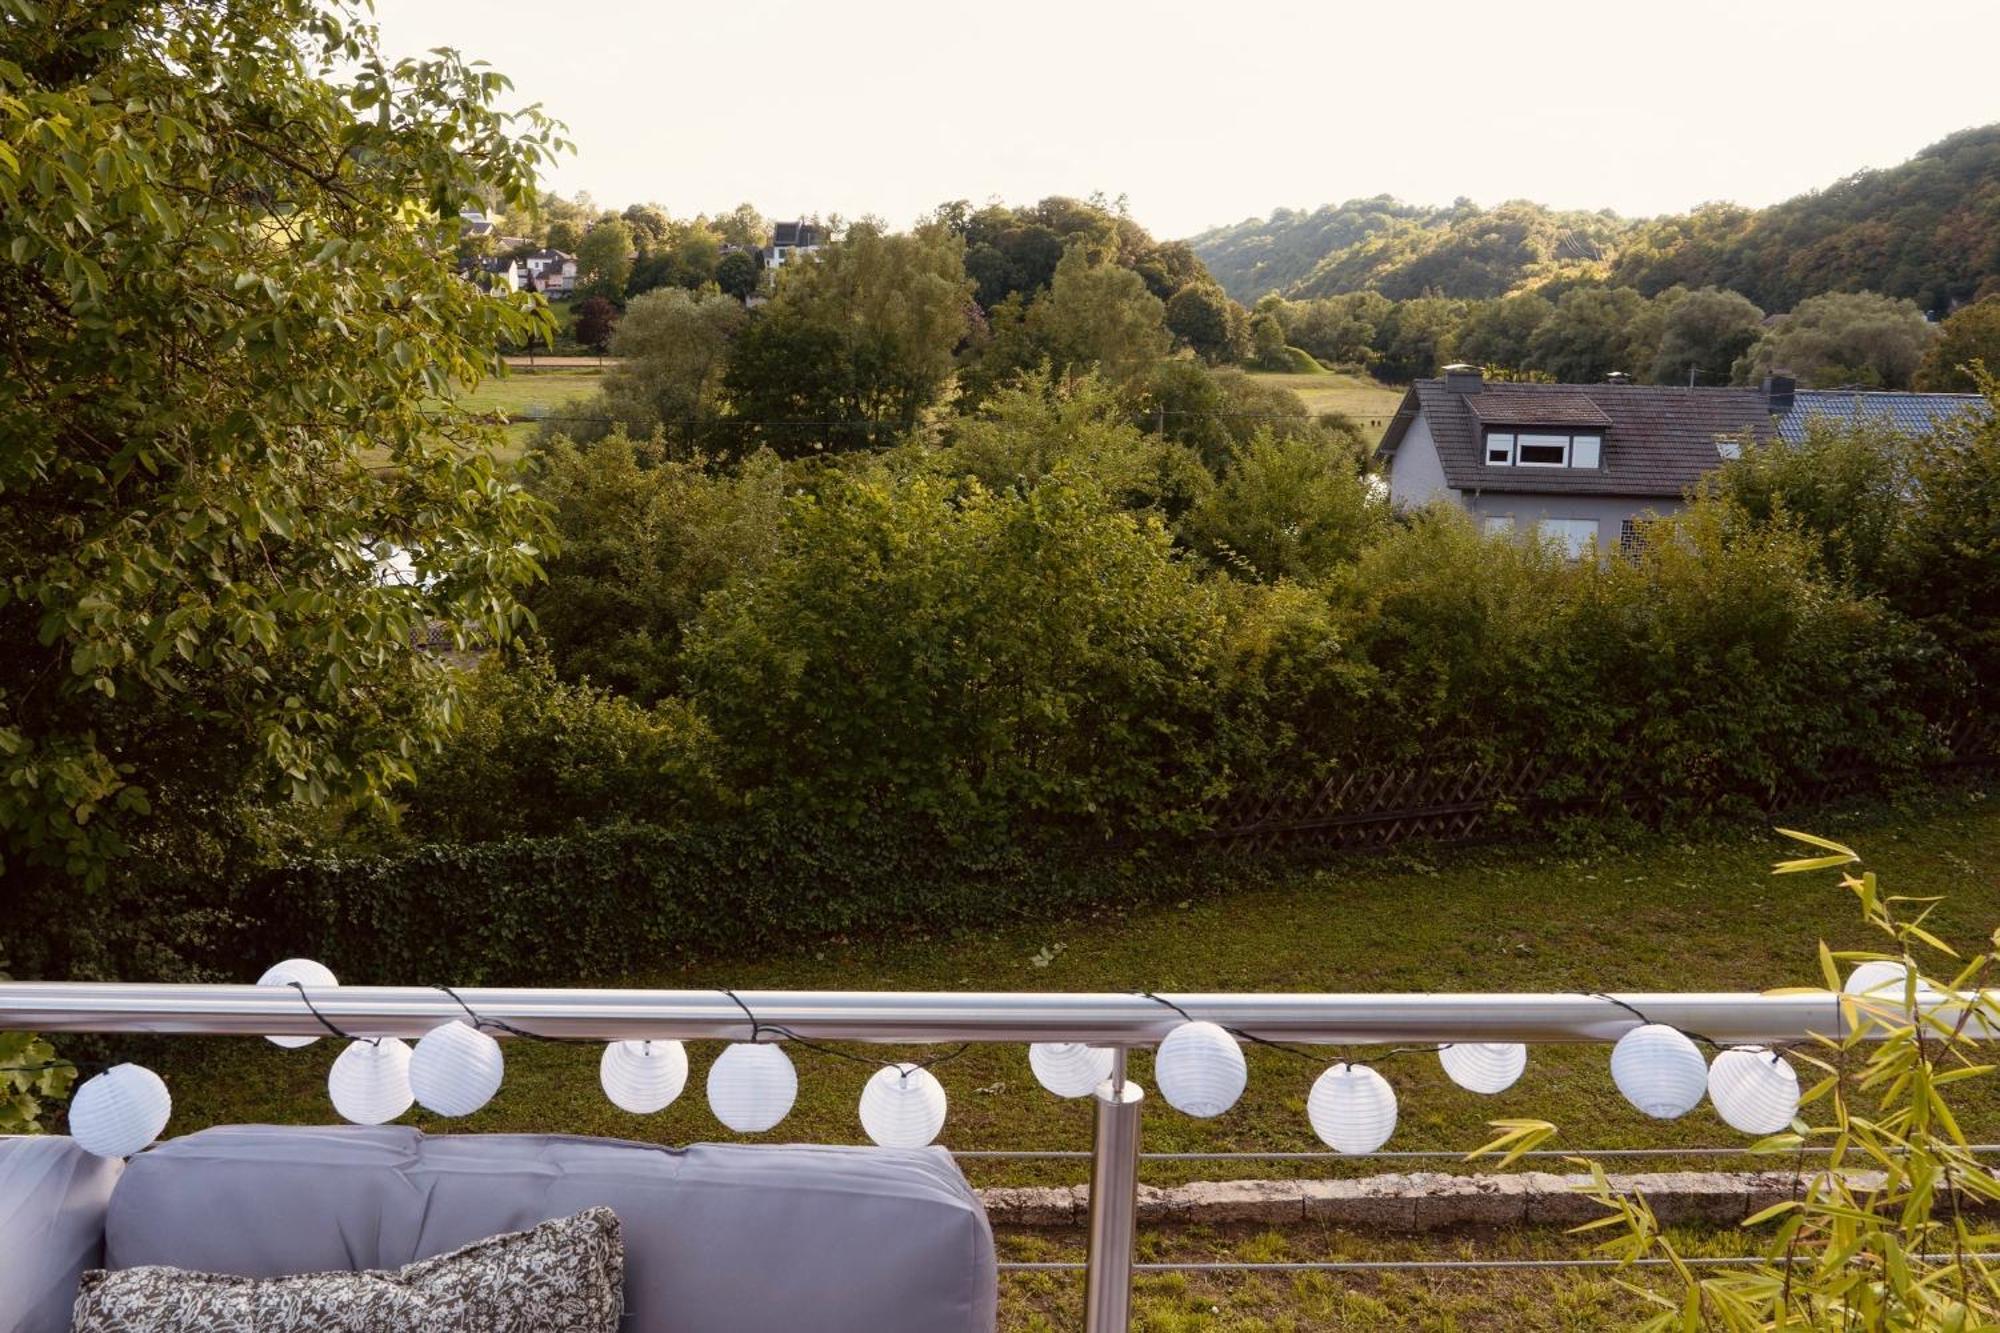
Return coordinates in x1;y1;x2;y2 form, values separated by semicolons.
979;1169;1896;1230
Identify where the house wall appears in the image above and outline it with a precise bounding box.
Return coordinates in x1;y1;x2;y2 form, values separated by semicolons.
1462;491;1684;547
1385;410;1454;507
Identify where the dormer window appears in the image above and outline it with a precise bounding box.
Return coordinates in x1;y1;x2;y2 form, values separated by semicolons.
1483;429;1602;469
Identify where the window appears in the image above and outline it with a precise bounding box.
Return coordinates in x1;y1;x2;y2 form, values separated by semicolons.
1535;517;1599;557
1482;428;1605;469
1716;440;1742;460
1619;518;1645;553
1481;514;1514;536
1516;433;1571;466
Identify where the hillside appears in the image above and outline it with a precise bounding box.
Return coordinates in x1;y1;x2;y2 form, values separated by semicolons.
1192;124;2000;314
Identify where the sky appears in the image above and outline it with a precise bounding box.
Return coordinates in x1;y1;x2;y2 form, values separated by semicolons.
373;0;2000;241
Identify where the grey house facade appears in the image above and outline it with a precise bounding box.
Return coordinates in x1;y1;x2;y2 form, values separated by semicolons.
1377;367;1781;554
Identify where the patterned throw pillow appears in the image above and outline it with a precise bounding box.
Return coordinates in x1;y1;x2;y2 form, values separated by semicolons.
71;1207;623;1332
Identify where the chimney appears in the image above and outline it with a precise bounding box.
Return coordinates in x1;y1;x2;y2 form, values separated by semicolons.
1442;363;1483;394
1761;372;1796;415
1605;370;1632;385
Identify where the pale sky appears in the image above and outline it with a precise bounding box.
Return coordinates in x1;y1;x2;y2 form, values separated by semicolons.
374;0;2000;240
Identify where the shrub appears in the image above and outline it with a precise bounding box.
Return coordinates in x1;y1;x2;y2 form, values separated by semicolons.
524;433;788;701
680;467;1231;836
1181;430;1387;582
237;813;1217;985
397;655;718;843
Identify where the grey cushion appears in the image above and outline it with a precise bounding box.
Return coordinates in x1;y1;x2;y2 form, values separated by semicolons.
0;1136;123;1333
107;1125;996;1333
73;1207;623;1332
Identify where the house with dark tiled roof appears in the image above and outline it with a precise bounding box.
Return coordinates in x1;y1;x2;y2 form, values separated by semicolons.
1375;366;1783;554
764;220;823;271
1774;388;1988;442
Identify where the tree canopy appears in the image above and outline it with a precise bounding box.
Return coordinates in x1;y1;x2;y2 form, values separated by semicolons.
0;0;559;960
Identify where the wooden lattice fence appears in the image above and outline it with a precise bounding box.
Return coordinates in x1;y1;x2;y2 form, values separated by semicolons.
1207;714;2000;856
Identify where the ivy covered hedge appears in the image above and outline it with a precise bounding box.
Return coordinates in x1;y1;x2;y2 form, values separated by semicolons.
235;814;1197;985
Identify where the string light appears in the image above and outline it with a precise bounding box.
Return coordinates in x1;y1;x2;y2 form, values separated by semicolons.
1307;1063;1398;1154
1153;1021;1247;1118
1028;1043;1114;1098
858;1063;949;1148
706;1043;797;1133
1437;1043;1527;1094
255;959;337;1048
409;1019;504;1117
68;1064;171;1159
1707;1046;1800;1135
1609;1023;1708;1119
329;1038;414;1125
599;1040;689;1114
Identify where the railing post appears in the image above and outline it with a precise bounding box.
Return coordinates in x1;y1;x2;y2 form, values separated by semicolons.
1084;1049;1143;1333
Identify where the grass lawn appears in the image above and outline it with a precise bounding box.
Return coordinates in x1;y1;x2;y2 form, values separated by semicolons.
130;797;2000;1328
998;1222;1762;1331
1245;369;1405;436
455;366;603;461
149;797;2000;1179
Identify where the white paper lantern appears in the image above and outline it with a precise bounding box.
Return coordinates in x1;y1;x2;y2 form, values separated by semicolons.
599;1040;689;1114
409;1020;504;1117
706;1043;797;1133
1438;1043;1527;1095
328;1038;413;1125
1707;1046;1800;1136
1028;1043;1115;1099
1843;959;1942;1005
69;1064;171;1159
1306;1063;1397;1154
858;1063;949;1148
256;958;338;1049
1153;1021;1246;1118
1610;1023;1708;1119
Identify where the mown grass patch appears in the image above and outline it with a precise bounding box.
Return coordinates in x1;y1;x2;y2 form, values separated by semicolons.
145;798;2000;1187
1243;370;1404;434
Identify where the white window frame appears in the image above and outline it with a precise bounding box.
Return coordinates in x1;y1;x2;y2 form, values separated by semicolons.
1515;433;1572;467
1535;517;1600;557
1481;428;1606;470
1481;514;1514;537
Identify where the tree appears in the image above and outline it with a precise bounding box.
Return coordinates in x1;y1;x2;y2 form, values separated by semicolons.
573;295;620;354
1373;295;1465;382
620;203;672;258
1736;290;1936;388
1247;312;1290;369
564;288;748;450
1024;246;1172;386
1165;283;1250;363
1450;292;1553;372
1916;297;2000;391
723;225;973;454
576;217;635;298
0;0;559;974
711;203;768;251
1527;287;1651;383
545;218;582;252
1648;285;1764;386
1182;431;1384;582
716;250;761;302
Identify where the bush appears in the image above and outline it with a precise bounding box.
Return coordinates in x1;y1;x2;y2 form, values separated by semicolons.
397;655;717;843
680;466;1231;837
236;813;1213;985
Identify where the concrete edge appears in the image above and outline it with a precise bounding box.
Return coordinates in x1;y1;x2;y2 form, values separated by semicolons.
976;1168;1926;1230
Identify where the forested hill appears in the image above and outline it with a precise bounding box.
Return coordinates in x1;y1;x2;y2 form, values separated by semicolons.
1190;124;2000;315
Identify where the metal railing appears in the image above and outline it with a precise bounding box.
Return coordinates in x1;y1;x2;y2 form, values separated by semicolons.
0;983;1964;1331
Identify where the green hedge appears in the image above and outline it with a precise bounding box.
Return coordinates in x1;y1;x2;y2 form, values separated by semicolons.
235;813;1195;985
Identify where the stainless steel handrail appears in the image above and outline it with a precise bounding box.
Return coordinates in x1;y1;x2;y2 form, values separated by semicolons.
1;981;1973;1332
0;982;1936;1043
